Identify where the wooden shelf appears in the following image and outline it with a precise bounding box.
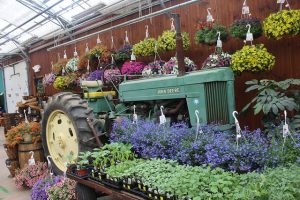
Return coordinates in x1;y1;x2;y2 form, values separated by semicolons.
67;174;144;200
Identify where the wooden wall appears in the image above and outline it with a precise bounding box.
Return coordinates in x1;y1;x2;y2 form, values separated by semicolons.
28;0;300;129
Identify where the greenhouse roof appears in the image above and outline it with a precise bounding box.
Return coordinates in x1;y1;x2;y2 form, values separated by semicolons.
0;0;143;56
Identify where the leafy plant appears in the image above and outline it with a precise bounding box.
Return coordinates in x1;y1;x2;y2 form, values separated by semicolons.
195;23;228;45
202;50;231;69
157;30;190;53
77;151;92;169
230;17;263;39
132;38;157;57
46;178;76;200
52;59;68;75
231;44;275;74
263;9;300;40
114;44;132;65
65;57;79;73
53;74;79;90
87;45;110;68
142;60;166;76
242;79;300;126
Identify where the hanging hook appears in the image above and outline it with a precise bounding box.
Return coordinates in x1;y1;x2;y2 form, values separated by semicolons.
284;110;287;125
97;34;101;44
170;18;175;31
63;49;67;59
85;43;89;53
246;24;251;33
111;35;114;49
73;46;78;57
125;31;129;44
145;25;149;38
47;155;53;178
206;8;214;23
217;31;221;40
24;110;29;124
243;0;247;6
232;111;239;122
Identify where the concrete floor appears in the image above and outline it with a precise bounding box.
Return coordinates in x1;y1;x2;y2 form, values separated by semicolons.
0;127;31;200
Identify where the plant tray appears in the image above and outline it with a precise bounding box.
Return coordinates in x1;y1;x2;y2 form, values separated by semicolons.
101;179;122;190
67;171;90;180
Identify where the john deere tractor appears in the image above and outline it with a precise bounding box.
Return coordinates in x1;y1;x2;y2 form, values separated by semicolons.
41;67;235;174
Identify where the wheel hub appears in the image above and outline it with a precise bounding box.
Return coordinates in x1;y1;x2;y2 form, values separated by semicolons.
46;110;79;172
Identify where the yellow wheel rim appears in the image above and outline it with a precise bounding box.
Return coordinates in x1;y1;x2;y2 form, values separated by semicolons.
46;110;79;172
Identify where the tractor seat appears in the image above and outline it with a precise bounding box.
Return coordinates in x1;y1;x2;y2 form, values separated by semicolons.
84;91;116;98
81;80;103;88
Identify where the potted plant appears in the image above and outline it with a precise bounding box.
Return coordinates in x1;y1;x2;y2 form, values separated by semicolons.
75;151;92;177
114;44;132;66
263;9;300;40
65;57;79;73
202;48;231;69
157;30;190;53
195;22;228;45
53;74;79;91
52;59;68;75
121;61;146;79
46;178;77;200
231;44;275;74
142;60;166;76
86;69;104;81
162;57;197;75
103;66;122;84
14;162;48;189
132;38;157;57
230;17;263;39
87;45;110;69
42;73;56;88
31;176;61;200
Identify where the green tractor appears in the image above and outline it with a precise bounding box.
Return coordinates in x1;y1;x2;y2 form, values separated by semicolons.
41;67;235;174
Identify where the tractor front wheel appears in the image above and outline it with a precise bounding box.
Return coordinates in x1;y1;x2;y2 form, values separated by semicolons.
42;92;102;174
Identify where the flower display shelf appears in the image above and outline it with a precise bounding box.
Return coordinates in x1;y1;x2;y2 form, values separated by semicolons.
67;173;144;200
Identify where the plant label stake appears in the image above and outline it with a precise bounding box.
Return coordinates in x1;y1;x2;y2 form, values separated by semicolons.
47;156;53;179
73;46;78;57
85;43;89;54
133;105;138;124
282;110;296;152
28;151;36;166
245;24;253;45
97;34;102;44
195;110;204;141
160;106;167;125
242;0;250;16
206;8;214;23
63;49;67;59
233;111;242;149
216;31;222;48
145;25;149;38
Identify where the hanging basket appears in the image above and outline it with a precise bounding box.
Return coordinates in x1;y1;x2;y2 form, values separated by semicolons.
230;17;263;39
157;30;190;53
142;60;166;76
104;67;122;83
263;9;300;40
121;61;145;79
195;23;228;45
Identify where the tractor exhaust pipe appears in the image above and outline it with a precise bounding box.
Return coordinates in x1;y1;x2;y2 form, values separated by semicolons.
172;13;185;77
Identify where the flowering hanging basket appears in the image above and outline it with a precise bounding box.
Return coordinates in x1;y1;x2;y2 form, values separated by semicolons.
195;23;228;45
53;74;79;91
87;45;110;69
230;17;263;39
42;73;56;87
52;59;68;75
114;44;132;65
142;60;166;76
132;38;157;57
78;54;89;71
121;61;145;77
157;30;190;53
231;44;275;73
163;57;197;75
263;9;300;40
87;69;104;81
65;57;79;73
202;51;231;69
104;66;122;83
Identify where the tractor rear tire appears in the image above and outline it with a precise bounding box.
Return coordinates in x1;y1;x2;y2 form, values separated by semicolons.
42;92;103;174
76;183;97;200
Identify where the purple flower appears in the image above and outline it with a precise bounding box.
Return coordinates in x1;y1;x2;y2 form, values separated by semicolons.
31;176;61;200
87;69;104;81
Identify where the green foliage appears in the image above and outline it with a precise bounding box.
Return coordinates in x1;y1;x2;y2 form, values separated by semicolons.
53;75;77;90
231;44;275;73
195;24;228;45
91;143;136;169
105;158;300;200
263;9;300;40
157;30;190;53
77;151;92;168
230;17;263;39
132;38;157;57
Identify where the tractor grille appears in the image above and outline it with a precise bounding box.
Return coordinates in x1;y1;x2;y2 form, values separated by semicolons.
204;81;229;124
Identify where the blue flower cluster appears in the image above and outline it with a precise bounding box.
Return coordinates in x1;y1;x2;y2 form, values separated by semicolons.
31;176;61;200
111;118;300;173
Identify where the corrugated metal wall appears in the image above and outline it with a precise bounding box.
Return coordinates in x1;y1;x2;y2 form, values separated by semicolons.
28;0;300;129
